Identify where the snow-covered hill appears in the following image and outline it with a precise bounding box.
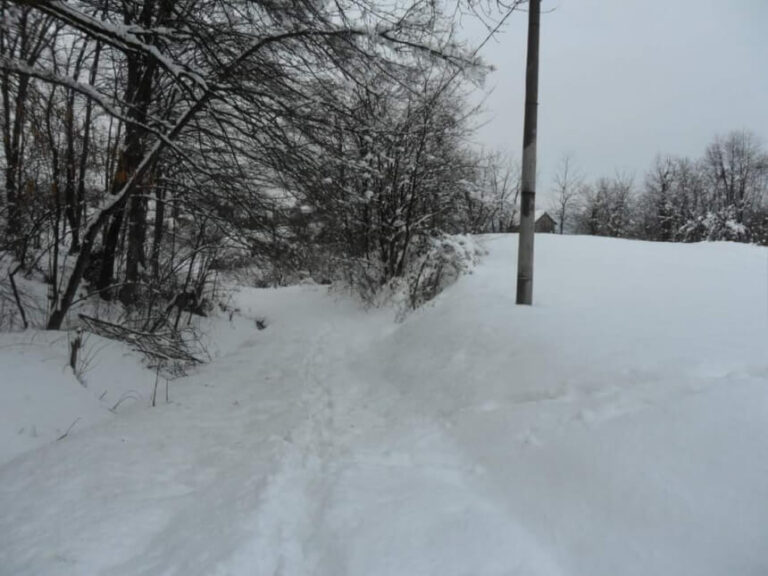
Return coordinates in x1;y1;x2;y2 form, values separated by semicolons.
2;234;768;575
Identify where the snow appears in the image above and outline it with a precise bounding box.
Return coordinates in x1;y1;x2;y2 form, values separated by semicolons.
2;234;768;575
0;332;159;465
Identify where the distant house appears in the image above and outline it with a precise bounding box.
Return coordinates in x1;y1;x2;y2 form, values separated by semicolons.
511;210;558;234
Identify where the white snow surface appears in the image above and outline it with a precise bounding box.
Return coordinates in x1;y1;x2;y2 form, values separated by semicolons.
0;332;158;465
2;234;768;575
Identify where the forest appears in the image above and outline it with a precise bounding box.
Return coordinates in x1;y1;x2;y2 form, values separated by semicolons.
0;0;520;336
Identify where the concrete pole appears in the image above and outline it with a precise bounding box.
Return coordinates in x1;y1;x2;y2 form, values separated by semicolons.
516;0;541;305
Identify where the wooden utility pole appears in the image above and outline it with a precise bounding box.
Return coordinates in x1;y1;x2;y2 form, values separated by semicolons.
516;0;541;305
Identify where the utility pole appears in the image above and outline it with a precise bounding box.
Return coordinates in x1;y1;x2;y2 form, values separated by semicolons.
516;0;541;305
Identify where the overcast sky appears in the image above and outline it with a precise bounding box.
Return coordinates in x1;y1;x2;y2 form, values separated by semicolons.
466;0;768;196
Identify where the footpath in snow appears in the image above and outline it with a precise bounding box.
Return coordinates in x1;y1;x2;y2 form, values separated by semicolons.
1;234;768;576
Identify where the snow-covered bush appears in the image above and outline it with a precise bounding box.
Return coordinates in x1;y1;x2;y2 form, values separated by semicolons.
332;235;485;313
679;207;751;243
402;235;485;311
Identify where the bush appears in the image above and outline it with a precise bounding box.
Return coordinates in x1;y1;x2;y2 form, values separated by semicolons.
680;207;751;243
403;235;485;311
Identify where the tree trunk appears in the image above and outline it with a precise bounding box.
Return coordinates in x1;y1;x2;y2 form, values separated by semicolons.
150;180;165;280
2;73;29;254
120;187;148;305
96;61;153;298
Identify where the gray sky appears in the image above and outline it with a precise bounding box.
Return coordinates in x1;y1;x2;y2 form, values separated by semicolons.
466;0;768;196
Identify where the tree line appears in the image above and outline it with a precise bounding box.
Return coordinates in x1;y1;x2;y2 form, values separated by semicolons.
550;131;768;244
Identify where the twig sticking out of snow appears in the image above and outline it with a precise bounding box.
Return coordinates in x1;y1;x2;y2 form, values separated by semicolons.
56;417;81;441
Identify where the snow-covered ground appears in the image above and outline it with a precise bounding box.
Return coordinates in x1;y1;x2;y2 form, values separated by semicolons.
0;331;159;465
2;234;768;575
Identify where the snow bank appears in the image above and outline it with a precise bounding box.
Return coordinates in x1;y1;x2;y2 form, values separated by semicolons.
0;331;158;466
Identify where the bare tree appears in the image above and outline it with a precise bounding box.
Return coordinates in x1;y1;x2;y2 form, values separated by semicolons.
576;173;635;238
0;3;56;259
276;68;483;294
702;131;768;223
549;155;582;234
455;150;519;234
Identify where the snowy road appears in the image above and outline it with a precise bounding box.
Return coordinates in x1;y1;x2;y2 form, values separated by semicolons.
2;235;768;575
